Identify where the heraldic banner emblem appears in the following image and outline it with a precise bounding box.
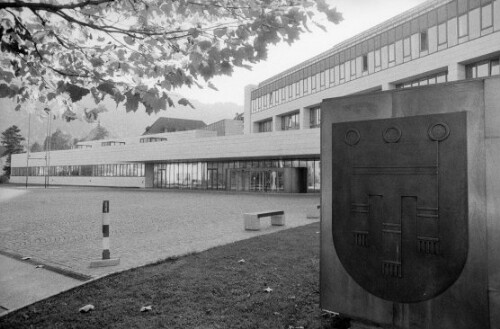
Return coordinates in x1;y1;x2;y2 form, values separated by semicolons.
331;112;468;303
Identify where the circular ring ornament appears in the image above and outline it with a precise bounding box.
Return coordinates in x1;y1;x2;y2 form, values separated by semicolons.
344;128;361;146
383;126;402;143
428;122;450;141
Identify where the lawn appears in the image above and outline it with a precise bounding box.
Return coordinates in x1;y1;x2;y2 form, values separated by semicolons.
0;222;349;329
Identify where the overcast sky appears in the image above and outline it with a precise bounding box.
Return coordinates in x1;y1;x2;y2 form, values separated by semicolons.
177;0;428;106
0;0;430;139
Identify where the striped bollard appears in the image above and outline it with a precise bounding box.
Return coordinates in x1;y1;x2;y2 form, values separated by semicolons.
90;200;120;268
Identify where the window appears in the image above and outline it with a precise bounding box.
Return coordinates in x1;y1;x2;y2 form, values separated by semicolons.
362;54;368;72
320;71;326;87
329;68;335;85
281;112;300;130
269;92;273;106
438;23;447;45
288;84;293;98
420;31;428;52
466;57;500;79
403;38;411;57
310;107;321;128
295;81;300;96
258;119;273;133
388;44;395;63
481;4;493;30
458;14;468;37
311;74;317;90
339;63;345;81
303;77;309;93
374;50;381;68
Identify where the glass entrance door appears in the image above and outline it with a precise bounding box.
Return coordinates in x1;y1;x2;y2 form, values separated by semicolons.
229;168;283;192
207;168;218;189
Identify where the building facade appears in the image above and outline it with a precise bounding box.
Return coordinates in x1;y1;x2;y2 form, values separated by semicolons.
10;0;500;192
244;0;500;134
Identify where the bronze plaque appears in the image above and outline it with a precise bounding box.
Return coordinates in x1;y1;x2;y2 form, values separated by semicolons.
331;112;468;303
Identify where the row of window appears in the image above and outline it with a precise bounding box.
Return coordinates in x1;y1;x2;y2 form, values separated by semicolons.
465;57;500;78
140;137;168;143
12;163;145;177
101;141;125;147
153;159;321;192
395;71;448;89
250;0;498;113
256;54;499;130
256;107;321;133
395;55;500;88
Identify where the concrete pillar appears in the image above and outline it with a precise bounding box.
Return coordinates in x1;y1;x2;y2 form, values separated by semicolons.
273;115;281;132
300;107;310;130
448;63;466;82
244;85;257;134
382;82;395;91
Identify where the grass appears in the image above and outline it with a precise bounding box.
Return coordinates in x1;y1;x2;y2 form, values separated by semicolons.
0;223;350;329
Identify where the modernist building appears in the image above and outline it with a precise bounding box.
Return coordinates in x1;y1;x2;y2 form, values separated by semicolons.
10;0;500;192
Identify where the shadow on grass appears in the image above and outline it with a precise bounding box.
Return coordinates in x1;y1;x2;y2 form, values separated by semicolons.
0;223;350;329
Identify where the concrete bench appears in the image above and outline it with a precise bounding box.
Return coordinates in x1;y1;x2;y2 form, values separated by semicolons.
244;210;285;231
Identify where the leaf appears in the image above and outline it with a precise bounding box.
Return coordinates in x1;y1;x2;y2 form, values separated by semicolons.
97;82;115;95
188;27;200;38
62;108;77;122
59;83;90;102
178;98;194;108
214;27;227;38
47;92;56;101
89;57;104;67
140;306;152;312
123;36;135;45
0;70;15;83
207;82;218;91
0;83;16;98
124;90;140;112
79;304;95;313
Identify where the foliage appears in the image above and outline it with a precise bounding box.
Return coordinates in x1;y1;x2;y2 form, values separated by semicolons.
0;0;341;121
0;174;9;183
44;128;73;151
1;124;25;177
0;223;345;328
30;140;43;152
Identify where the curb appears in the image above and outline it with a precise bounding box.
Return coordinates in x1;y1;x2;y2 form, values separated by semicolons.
0;249;92;282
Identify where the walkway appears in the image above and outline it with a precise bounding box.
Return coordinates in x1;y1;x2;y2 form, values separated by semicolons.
0;186;320;313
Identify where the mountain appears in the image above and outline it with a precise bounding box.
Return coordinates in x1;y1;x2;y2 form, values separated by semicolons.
0;97;243;145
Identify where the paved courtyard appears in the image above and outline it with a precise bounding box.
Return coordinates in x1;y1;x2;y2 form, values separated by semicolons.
0;186;319;278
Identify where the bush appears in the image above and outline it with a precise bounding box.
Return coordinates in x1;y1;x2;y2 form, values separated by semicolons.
0;175;9;184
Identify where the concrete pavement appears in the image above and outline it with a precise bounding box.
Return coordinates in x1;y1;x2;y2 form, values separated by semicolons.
0;254;82;316
0;186;320;315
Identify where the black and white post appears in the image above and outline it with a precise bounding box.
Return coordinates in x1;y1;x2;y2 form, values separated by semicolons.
90;200;120;268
